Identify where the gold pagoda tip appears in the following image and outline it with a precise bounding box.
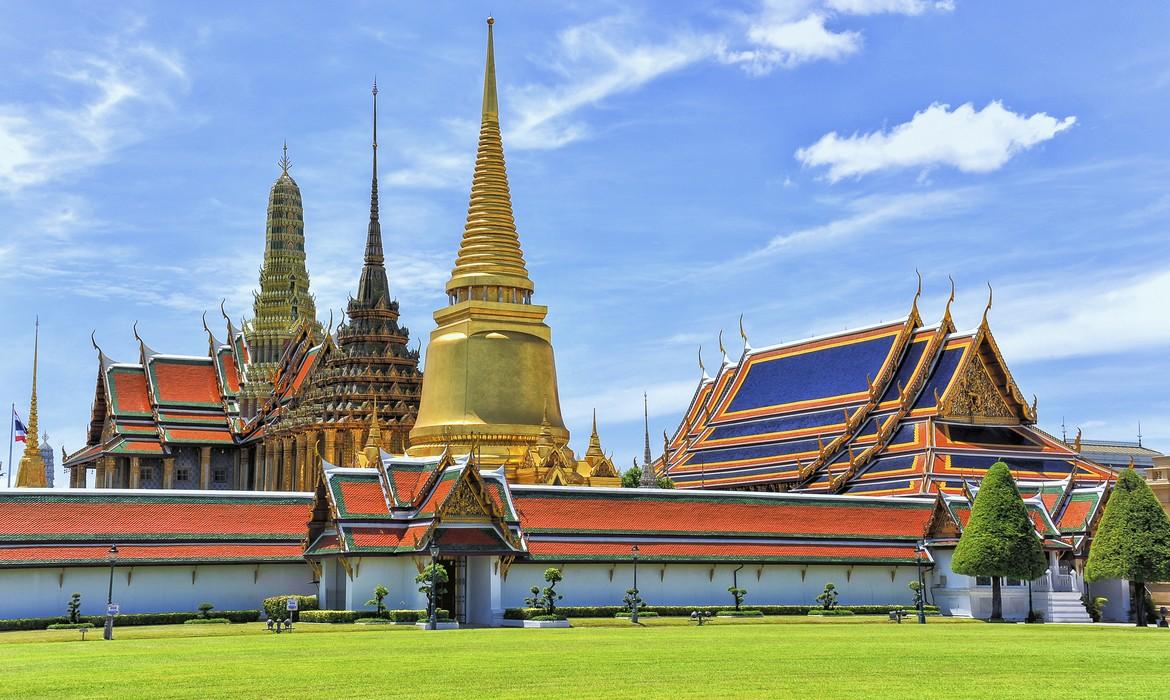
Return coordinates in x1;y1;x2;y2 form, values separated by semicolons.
487;15;494;25
482;17;498;118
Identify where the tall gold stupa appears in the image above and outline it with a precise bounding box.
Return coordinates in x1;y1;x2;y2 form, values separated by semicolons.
15;319;47;489
409;19;619;487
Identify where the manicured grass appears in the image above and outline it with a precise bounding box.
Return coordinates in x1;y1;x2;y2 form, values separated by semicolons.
1;619;1167;698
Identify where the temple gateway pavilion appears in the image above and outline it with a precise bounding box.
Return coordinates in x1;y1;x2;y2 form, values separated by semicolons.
2;19;1137;626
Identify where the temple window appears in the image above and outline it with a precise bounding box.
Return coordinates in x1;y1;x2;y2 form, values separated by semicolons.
176;468;191;482
139;466;153;482
213;468;228;483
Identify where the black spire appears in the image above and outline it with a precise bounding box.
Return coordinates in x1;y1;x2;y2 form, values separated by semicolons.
357;79;390;305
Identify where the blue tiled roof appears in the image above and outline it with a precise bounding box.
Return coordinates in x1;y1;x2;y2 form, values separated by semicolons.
879;336;929;403
727;334;897;413
856;454;918;477
705;408;846;441
681;438;821;467
912;345;966;410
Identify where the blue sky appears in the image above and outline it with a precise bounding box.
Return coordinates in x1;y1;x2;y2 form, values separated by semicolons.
2;1;1168;486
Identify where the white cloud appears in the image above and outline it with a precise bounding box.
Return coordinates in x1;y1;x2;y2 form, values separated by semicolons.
720;0;952;76
721;12;861;75
995;267;1170;362
507;17;718;150
824;0;953;15
731;188;976;266
796;101;1076;181
0;36;187;194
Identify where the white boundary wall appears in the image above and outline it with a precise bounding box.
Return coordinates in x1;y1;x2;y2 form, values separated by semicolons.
501;561;920;610
0;563;314;619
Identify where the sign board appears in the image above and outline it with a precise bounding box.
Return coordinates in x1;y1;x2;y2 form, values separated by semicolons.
107;603;120;616
286;599;298;611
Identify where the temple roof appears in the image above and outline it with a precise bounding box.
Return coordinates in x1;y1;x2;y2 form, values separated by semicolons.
664;290;1110;494
0;489;312;568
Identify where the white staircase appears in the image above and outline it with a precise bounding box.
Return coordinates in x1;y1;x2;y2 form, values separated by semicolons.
1042;592;1093;623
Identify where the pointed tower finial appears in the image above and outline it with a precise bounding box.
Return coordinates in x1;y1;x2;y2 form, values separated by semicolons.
15;317;46;487
739;314;751;352
279;141;291;175
639;392;657;487
356;78;390;306
443;16;533;301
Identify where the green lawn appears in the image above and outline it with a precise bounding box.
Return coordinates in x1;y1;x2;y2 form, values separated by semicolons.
2;618;1167;699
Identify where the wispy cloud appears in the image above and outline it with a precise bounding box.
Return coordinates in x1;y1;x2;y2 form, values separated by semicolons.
507;16;718;150
0;32;188;194
720;0;952;76
726;188;977;268
796;101;1076;182
995;267;1170;362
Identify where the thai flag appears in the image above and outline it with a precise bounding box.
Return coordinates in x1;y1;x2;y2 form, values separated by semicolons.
13;412;26;443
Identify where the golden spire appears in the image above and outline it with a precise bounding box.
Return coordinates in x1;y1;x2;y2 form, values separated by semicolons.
445;16;533;299
585;408;603;459
16;318;47;488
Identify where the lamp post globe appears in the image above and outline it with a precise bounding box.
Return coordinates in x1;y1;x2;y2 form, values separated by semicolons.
104;544;119;640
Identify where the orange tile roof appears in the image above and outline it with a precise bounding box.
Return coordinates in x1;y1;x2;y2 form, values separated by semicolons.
166;428;235;444
0;496;311;541
526;540;920;563
513;492;932;539
154;361;221;405
0;543;304;566
220;352;241;393
336;479;389;516
111;370;151;414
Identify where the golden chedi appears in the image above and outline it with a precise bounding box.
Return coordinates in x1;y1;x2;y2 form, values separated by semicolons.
16;320;47;489
410;19;617;488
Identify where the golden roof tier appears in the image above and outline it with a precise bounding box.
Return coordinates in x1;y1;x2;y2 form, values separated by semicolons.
409;18;570;470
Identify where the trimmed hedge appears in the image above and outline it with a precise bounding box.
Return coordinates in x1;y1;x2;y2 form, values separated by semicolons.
298;609;450;624
0;610;259;632
808;609;855;616
184;618;231;625
717;610;764;617
614;611;660;618
505;604;939;620
262;595;318;620
46;622;95;630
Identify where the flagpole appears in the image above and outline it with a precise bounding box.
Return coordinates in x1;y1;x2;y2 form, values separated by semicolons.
7;403;13;488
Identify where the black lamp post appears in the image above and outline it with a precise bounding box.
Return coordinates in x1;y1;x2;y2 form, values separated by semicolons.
429;541;439;629
631;544;640;624
104;545;119;640
915;542;926;625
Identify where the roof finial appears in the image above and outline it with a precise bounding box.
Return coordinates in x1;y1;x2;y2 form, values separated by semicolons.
592;407;597;436
739;313;751;352
912;268;922;313
1138;420;1143;448
943;274;956;321
981;281;993;326
278;141;291;175
483;17;498;118
132;320;142;343
698;345;707;378
90;330;100;353
718;329;728;363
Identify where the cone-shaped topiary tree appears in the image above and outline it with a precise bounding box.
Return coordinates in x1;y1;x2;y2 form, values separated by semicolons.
1085;467;1170;627
951;461;1048;621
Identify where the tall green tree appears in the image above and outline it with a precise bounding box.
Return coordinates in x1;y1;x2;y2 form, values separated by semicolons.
621;465;675;489
1085;467;1170;627
951;462;1047;621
